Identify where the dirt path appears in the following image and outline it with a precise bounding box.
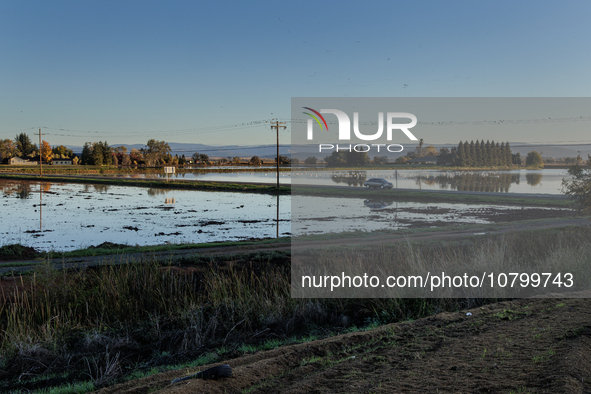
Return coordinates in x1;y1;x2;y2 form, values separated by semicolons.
1;217;588;275
96;296;591;394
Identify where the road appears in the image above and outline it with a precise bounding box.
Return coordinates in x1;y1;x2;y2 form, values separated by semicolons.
1;217;587;276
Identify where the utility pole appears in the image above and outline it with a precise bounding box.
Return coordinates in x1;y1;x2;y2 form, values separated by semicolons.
269;119;286;188
38;128;44;177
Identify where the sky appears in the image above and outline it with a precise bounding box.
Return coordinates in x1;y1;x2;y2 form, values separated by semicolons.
1;0;590;148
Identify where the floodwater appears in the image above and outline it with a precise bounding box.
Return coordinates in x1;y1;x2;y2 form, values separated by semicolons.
1;180;289;251
1;180;573;252
110;169;568;194
291;196;573;235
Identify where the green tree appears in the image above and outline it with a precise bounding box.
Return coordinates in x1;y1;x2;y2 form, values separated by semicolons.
373;156;389;165
142;139;171;166
562;155;591;213
14;133;37;157
466;140;478;167
505;142;513;167
304;156;317;165
275;155;291;165
525;151;544;168
81;142;94;165
249;155;262;165
52;145;74;159
92;142;104;166
192;152;210;164
325;151;347;167
474;140;482;167
457;141;466;166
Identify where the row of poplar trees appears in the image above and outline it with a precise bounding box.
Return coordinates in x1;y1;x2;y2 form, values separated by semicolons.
456;140;512;167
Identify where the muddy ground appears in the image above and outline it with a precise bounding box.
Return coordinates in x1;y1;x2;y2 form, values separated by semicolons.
96;297;591;394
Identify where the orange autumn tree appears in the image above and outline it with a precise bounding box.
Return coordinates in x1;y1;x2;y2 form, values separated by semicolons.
40;140;53;164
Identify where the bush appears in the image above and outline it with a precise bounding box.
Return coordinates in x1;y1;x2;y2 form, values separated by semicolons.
562;155;591;213
525;151;544;168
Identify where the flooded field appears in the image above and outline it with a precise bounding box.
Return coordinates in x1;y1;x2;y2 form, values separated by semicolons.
1;180;290;251
1;180;574;252
292;196;574;235
109;169;567;194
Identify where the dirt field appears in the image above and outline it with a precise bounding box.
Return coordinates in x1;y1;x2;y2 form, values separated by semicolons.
97;297;591;394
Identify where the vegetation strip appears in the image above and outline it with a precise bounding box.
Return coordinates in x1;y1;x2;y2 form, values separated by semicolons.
0;174;290;194
295;186;572;207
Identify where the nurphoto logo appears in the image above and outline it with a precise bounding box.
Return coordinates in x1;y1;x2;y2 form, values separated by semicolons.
303;107;418;153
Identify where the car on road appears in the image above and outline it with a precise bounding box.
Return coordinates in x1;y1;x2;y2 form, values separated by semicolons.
363;178;393;189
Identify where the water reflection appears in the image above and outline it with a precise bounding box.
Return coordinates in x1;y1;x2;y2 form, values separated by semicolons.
331;171;367;187
1;181;33;199
526;173;543;186
326;171;557;193
147;188;168;196
83;184;111;193
364;199;393;210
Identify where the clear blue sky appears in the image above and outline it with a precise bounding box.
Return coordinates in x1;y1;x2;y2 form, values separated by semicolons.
1;0;590;147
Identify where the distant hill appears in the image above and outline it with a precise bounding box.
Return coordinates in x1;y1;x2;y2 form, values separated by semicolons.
66;143;292;159
64;142;590;160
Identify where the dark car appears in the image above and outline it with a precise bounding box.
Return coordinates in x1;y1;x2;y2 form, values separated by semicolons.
363;178;393;189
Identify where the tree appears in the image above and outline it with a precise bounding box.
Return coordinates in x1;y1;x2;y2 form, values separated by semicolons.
394;156;409;164
129;149;143;165
72;156;80;165
92;142;104;166
40;140;53;164
15;133;37;157
373;156;389;165
457;141;466;166
0;139;18;162
437;148;452;166
142;139;171;166
325;151;369;167
422;145;437;157
416;138;424;157
304;156;317;165
249;155;262;165
52;145;74;159
232;157;241;165
562;155;591;213
512;153;522;166
121;154;131;166
325;151;347;167
275;156;291;165
192;152;210;164
81;142;94;165
525;151;544;168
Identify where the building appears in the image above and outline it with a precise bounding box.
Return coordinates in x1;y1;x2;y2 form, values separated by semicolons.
9;157;38;165
52;158;73;165
410;155;438;165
